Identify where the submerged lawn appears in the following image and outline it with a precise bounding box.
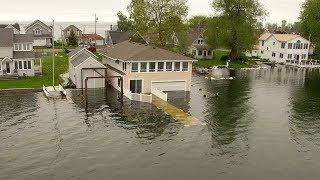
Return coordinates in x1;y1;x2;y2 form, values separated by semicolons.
0;52;69;89
194;50;257;69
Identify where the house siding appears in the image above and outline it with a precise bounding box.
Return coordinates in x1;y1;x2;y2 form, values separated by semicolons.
0;47;13;58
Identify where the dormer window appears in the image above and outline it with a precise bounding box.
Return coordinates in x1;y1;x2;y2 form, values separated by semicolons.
34;28;41;35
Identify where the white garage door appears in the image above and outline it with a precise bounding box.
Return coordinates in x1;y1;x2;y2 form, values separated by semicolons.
152;81;186;91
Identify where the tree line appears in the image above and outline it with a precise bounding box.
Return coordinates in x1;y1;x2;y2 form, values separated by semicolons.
117;0;320;61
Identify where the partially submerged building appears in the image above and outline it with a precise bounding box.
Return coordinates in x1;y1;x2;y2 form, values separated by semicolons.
100;40;196;102
69;47;106;89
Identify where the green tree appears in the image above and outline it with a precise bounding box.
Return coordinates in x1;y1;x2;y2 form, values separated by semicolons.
188;15;210;29
117;12;133;32
299;0;320;53
67;29;78;47
205;0;267;61
128;0;188;47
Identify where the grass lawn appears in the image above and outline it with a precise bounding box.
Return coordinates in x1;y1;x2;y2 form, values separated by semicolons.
0;52;69;89
194;50;257;69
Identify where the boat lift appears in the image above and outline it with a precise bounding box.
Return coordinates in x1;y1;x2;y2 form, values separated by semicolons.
80;67;124;106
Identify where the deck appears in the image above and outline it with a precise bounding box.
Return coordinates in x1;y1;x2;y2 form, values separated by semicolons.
152;96;203;126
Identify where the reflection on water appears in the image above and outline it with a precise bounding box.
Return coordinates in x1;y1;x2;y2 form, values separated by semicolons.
1;66;320;179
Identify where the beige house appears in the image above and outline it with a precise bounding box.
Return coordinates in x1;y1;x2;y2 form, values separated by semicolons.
63;25;82;43
100;40;196;102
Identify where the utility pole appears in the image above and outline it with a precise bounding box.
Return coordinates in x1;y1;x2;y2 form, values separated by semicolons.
95;14;98;46
52;20;55;87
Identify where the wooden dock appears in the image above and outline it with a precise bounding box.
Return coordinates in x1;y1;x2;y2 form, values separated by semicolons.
152;96;203;126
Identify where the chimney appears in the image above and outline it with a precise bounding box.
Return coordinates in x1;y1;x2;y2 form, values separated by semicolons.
110;25;113;31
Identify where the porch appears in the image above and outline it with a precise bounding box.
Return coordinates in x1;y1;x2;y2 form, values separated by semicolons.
286;59;320;68
0;58;18;76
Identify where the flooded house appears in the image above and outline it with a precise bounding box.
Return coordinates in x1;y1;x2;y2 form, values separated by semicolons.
0;28;35;76
68;47;106;89
248;33;312;64
100;40;196;102
25;20;53;47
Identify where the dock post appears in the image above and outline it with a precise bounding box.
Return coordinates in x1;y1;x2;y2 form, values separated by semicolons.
85;78;88;107
120;76;124;103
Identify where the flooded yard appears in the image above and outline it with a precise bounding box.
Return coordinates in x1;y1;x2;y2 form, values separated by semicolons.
1;66;320;179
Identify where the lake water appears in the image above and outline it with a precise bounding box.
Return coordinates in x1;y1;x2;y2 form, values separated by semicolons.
1;66;320;179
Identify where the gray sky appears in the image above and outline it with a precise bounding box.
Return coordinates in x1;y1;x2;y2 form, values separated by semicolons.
0;0;305;24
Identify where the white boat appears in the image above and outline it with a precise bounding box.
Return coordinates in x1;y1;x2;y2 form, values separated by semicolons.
43;84;67;98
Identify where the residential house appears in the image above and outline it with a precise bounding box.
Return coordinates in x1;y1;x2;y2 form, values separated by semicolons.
105;31;129;45
63;25;82;43
0;23;20;34
80;34;105;46
25;20;53;47
248;33;311;63
0;28;35;76
69;47;106;89
188;28;213;59
100;40;196;102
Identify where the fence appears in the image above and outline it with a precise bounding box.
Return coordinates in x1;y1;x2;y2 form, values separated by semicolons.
151;88;168;101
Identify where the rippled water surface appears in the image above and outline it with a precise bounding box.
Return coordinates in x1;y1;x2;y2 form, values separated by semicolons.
1;67;320;180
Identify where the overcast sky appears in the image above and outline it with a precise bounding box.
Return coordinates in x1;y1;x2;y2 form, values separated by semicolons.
0;0;305;24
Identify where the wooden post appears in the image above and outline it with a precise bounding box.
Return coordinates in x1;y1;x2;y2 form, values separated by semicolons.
85;78;88;107
120;76;124;103
105;68;108;98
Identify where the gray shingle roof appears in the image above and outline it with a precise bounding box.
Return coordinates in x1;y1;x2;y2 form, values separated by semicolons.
14;34;34;43
0;23;20;31
101;40;195;61
13;51;35;59
71;53;91;67
0;28;14;47
69;47;100;67
108;31;129;44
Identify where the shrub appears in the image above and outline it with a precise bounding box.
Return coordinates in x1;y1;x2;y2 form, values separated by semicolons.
88;46;97;53
220;55;230;61
238;55;249;63
64;48;71;54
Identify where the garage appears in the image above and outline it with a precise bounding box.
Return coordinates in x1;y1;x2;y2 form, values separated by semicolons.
152;81;186;92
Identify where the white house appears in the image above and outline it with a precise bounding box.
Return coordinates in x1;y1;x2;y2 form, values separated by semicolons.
248;33;311;63
0;28;35;76
25;20;53;47
69;47;106;89
188;28;213;59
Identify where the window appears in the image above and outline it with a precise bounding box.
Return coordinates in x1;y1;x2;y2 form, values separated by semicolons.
118;78;121;87
14;61;18;69
182;62;189;71
281;43;286;48
208;50;211;56
302;54;307;59
288;54;292;59
115;60;120;64
273;42;276;45
262;41;265;46
149;62;156;72
23;44;27;51
166;62;172;71
158;62;164;72
261;51;264;54
288;43;293;49
130;80;142;94
23;61;27;69
19;61;22;69
14;44;19;51
272;52;276;57
267;47;269;50
34;28;41;35
198;50;202;56
122;62;127;71
174;62;181;71
280;53;284;58
27;61;31;69
131;63;138;72
140;62;147;72
304;43;309;49
0;63;1;70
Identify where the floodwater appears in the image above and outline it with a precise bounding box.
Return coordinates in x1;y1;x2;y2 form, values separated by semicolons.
1;66;320;179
